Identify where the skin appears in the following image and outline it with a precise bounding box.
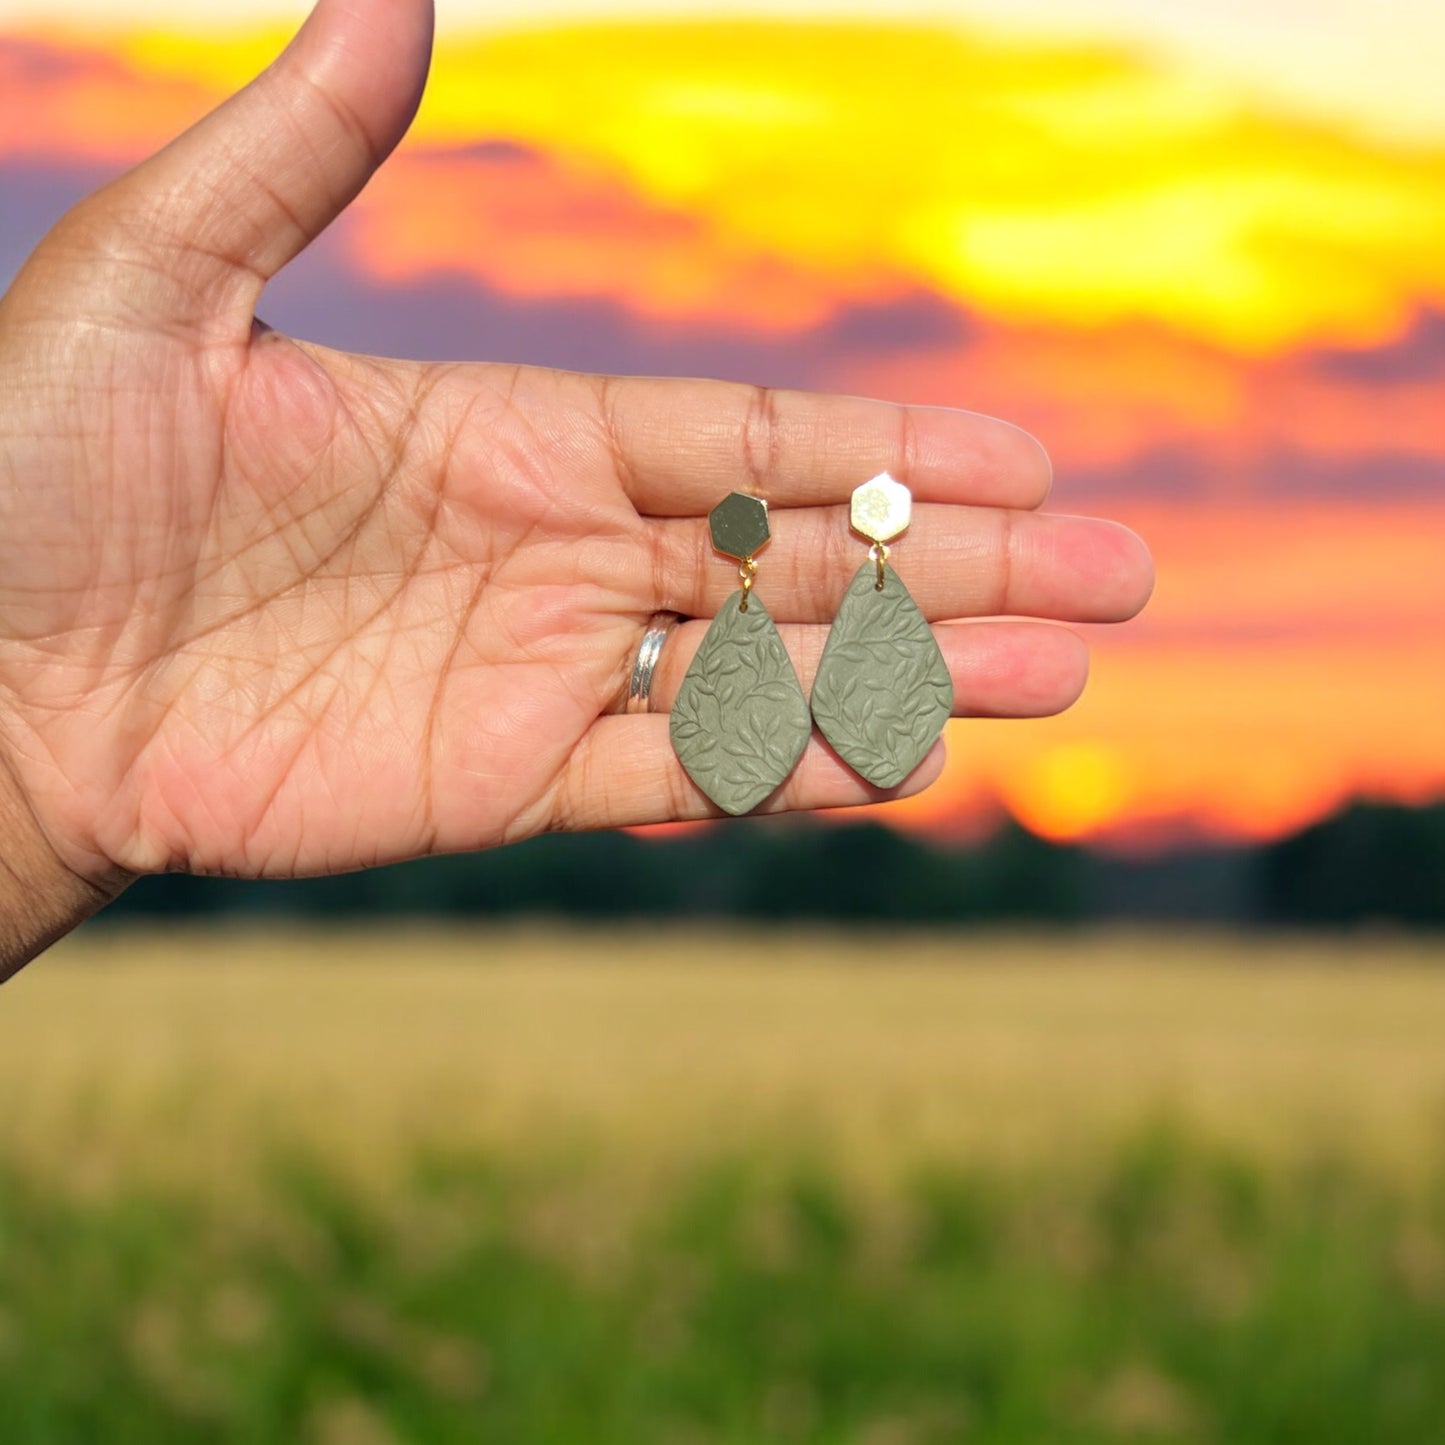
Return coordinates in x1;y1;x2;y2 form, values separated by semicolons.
0;0;1152;977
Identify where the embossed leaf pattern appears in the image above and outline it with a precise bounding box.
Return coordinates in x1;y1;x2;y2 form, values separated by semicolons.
670;592;812;815
811;563;954;788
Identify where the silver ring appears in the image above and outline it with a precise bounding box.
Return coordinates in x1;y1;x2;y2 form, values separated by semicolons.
627;611;680;714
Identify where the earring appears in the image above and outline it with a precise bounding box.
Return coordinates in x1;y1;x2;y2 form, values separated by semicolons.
810;472;953;788
670;492;812;815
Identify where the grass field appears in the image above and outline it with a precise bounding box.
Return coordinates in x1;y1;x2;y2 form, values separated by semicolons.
2;927;1443;1442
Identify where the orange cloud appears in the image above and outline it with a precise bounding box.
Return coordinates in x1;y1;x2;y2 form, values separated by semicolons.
923;624;1445;847
349;146;884;335
0;35;217;163
833;322;1445;484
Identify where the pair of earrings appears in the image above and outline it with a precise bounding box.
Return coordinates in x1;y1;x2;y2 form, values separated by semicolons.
669;473;953;815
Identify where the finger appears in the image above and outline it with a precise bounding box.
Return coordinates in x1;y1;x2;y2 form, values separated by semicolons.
548;719;947;831
589;375;1052;514
652;506;1155;624
629;618;1088;719
50;0;434;330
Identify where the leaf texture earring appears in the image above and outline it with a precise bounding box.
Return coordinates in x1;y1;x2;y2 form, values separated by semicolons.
810;472;953;788
670;492;812;815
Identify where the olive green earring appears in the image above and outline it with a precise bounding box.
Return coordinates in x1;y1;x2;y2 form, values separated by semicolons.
670;492;812;815
810;473;953;787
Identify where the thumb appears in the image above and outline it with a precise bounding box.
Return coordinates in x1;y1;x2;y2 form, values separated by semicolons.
48;0;434;333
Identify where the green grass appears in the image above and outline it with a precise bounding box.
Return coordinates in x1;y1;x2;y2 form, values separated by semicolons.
3;1130;1443;1444
5;932;1445;1441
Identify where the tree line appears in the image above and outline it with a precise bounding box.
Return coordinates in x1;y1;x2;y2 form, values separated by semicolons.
99;799;1445;930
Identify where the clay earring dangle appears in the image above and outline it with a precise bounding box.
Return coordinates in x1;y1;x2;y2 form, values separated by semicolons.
670;493;812;815
810;473;953;787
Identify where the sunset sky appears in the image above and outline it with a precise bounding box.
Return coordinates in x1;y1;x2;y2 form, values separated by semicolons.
1;0;1441;846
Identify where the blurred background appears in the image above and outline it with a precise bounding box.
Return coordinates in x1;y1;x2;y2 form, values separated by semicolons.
1;0;1442;1440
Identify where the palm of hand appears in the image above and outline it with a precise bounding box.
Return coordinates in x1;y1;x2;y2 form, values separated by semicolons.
0;312;649;877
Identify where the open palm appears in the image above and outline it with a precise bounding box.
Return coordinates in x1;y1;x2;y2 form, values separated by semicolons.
0;0;1151;889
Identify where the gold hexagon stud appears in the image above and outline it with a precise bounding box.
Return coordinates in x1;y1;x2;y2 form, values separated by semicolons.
708;491;771;559
850;472;912;545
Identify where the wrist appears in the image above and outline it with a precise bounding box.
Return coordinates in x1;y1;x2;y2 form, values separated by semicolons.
0;746;123;980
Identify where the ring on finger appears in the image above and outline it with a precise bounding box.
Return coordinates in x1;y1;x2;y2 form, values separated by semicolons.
626;611;681;714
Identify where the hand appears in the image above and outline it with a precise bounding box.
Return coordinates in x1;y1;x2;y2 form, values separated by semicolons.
0;0;1151;922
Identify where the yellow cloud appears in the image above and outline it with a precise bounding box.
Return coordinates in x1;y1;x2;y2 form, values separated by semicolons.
113;19;1445;356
